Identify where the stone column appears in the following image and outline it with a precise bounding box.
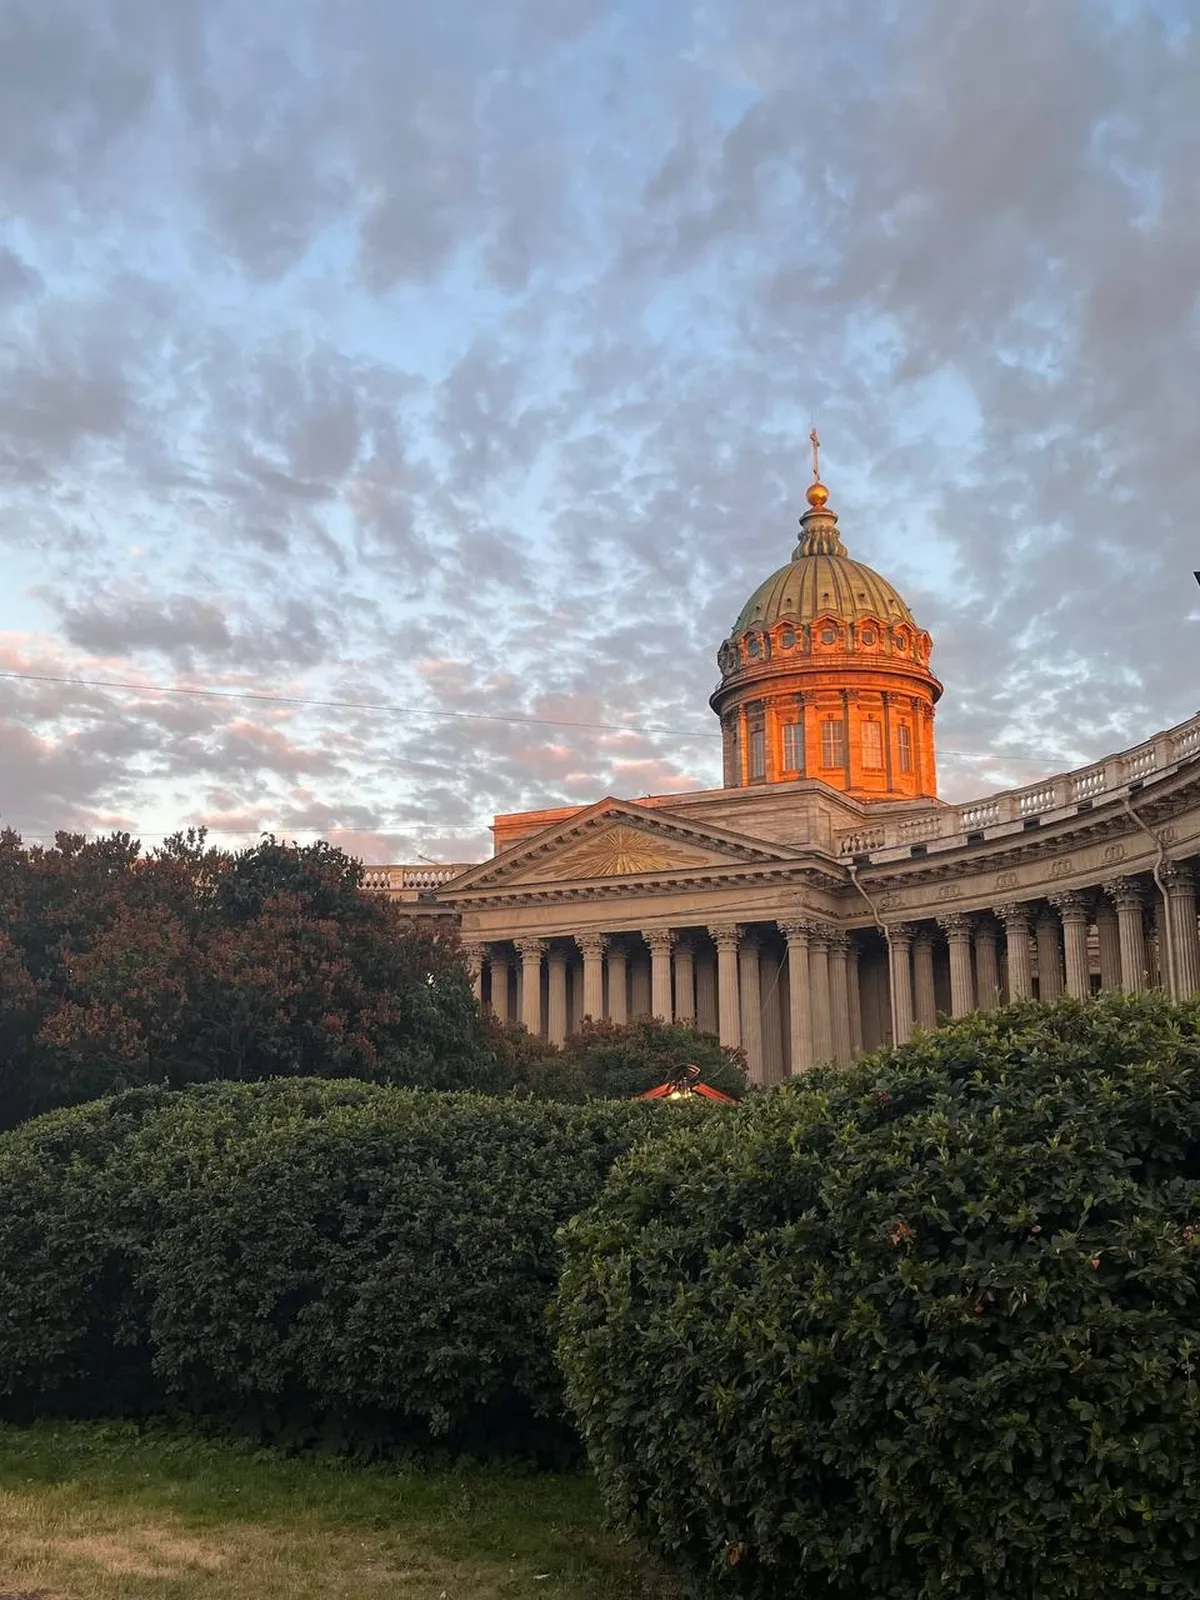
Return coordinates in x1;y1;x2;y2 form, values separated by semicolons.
575;933;606;1023
779;920;813;1074
644;928;676;1021
515;938;546;1035
1105;878;1146;994
939;914;976;1018
1094;901;1122;991
607;939;628;1024
695;946;717;1034
913;932;937;1030
995;903;1034;1000
828;933;853;1065
760;946;785;1082
887;923;916;1046
738;933;764;1082
489;949;512;1021
547;947;569;1045
1035;910;1064;1002
673;938;696;1024
709;924;742;1050
809;926;834;1064
463;941;484;1006
974;921;1001;1010
847;936;863;1056
1162;863;1200;999
1148;899;1164;990
1052;891;1092;1000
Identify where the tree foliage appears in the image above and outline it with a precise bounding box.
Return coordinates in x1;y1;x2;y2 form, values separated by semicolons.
490;1016;747;1102
0;829;486;1127
0;1079;699;1457
555;994;1200;1600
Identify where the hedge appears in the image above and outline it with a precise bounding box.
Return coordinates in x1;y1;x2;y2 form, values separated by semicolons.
555;993;1200;1599
0;1078;704;1456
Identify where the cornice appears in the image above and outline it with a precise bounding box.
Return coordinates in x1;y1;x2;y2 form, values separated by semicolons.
445;857;848;911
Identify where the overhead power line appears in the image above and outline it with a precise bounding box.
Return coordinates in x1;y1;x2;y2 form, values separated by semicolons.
0;668;1069;766
0;669;717;741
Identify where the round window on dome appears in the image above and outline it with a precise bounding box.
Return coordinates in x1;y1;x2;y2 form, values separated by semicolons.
894;631;907;650
821;626;836;645
780;627;795;649
747;636;762;659
862;628;876;646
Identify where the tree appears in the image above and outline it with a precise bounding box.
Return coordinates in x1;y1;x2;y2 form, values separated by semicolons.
486;1015;747;1102
0;830;490;1125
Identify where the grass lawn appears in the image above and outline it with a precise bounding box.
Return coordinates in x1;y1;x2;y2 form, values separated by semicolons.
0;1421;674;1600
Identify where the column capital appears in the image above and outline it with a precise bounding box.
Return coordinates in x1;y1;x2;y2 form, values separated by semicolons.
1104;876;1145;911
937;913;974;940
708;922;743;953
777;918;812;944
461;939;484;959
1160;861;1196;896
885;921;917;948
642;927;678;955
994;901;1033;931
574;931;609;959
546;945;569;967
913;929;935;951
514;937;547;960
825;930;851;957
1050;890;1091;924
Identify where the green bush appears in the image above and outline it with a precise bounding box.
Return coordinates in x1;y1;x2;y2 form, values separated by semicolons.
0;1078;706;1456
488;1016;748;1102
555;993;1200;1599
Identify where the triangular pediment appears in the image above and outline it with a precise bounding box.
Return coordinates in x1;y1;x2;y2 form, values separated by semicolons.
448;798;799;895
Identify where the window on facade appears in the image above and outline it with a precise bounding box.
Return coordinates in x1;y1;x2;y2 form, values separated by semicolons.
749;728;766;780
861;719;883;769
821;718;844;769
782;721;803;772
898;723;913;773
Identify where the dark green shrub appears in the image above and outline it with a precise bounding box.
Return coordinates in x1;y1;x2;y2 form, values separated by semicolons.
555;993;1200;1599
564;1018;747;1101
0;1078;701;1456
487;1016;748;1102
0;1085;175;1417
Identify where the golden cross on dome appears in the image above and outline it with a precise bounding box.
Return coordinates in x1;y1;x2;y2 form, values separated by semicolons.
809;425;821;483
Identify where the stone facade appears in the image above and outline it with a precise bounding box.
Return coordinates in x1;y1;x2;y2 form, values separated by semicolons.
371;711;1200;1082
364;470;1200;1079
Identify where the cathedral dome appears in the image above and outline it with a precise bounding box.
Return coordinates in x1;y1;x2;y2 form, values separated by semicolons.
731;478;914;634
710;456;941;803
732;552;915;635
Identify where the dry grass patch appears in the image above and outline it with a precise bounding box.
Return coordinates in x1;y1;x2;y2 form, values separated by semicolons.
0;1424;672;1600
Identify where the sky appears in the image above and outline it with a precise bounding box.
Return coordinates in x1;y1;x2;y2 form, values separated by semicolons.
1;0;1198;864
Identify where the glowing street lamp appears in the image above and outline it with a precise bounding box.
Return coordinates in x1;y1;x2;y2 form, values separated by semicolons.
637;1063;738;1104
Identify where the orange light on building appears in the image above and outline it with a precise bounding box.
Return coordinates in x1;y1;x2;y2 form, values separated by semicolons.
710;446;941;803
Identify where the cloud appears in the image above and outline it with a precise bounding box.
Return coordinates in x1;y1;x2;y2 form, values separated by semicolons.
1;0;1197;858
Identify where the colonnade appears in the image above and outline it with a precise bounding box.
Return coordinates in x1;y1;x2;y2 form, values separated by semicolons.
461;863;1200;1079
462;921;870;1083
885;866;1200;1044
